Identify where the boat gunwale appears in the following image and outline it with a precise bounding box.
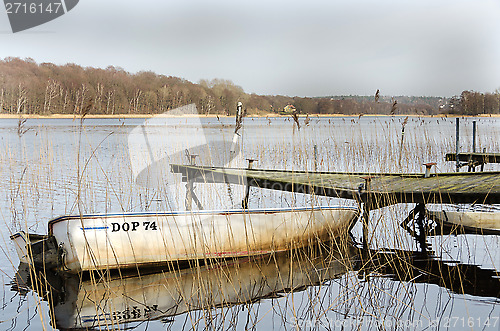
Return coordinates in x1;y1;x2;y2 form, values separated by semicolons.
10;231;49;241
10;232;26;240
47;206;359;235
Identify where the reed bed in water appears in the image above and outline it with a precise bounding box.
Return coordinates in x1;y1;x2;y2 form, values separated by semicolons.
1;115;499;330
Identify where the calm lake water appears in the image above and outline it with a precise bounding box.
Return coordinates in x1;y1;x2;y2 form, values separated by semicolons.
0;115;499;330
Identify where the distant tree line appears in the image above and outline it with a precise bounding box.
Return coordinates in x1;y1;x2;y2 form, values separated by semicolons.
443;90;500;115
0;57;247;116
1;57;497;116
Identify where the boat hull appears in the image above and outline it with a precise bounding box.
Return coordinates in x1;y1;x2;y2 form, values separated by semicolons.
46;207;357;272
427;210;500;235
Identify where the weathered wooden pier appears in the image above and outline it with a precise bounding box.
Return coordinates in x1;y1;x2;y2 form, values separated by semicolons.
171;165;500;206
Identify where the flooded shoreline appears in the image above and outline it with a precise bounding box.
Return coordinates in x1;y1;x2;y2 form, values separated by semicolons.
1;113;500;119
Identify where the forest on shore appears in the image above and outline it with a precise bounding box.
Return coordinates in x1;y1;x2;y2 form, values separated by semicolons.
1;57;499;116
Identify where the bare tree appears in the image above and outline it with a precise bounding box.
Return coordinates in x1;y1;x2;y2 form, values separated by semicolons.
43;79;60;113
0;88;4;113
95;82;104;113
16;83;27;114
130;89;142;114
106;89;115;114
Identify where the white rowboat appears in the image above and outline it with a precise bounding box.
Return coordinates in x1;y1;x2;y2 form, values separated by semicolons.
11;206;358;273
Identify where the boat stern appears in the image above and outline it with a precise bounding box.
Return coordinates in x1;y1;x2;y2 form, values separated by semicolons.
10;232;60;269
10;232;30;263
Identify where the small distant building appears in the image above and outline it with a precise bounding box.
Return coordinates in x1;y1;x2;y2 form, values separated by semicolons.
282;104;296;114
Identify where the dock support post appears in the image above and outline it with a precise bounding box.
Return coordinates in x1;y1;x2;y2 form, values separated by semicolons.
456;118;460;172
242;159;256;209
360;176;373;252
481;147;486;172
185;174;193;211
464;121;478;172
185;151;201;211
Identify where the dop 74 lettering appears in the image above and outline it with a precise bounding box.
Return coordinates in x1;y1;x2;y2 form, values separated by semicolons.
111;221;158;232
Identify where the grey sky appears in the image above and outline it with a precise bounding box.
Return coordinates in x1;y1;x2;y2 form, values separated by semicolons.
1;0;499;97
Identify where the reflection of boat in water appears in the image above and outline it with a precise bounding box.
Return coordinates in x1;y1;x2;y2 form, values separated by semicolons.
12;241;500;330
10;206;358;273
427;209;500;235
12;243;358;330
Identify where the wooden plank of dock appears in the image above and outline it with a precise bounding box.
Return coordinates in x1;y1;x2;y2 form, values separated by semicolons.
170;165;500;207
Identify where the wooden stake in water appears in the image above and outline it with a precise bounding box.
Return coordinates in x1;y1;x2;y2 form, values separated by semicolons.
230;102;244;161
472;120;476;153
398;117;408;171
227;102;245;206
313;145;318;172
456;118;460;172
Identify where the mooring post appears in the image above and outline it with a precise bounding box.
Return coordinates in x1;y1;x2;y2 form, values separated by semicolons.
189;154;198;166
242;159;257;209
398;126;405;171
423;162;436;178
469;121;477;172
230;102;244;159
455;118;460;172
472;120;477;153
313;145;318;172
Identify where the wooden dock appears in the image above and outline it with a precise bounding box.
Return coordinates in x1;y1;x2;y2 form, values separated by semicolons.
445;153;500;164
446;152;500;172
171;165;500;208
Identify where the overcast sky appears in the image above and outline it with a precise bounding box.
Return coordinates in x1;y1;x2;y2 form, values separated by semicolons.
1;0;499;97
